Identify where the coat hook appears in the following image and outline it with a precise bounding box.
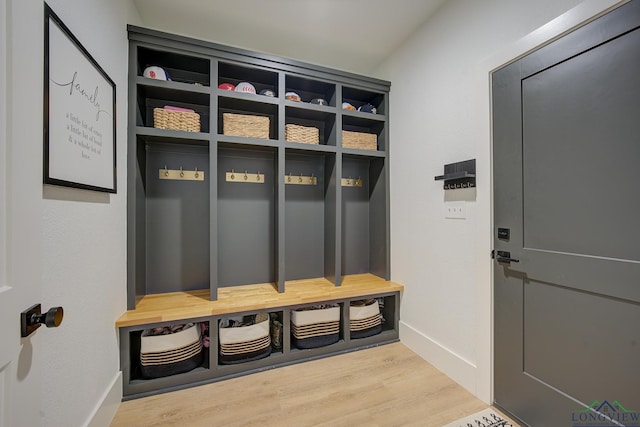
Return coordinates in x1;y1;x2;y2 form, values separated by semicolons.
299;173;303;183
288;172;292;183
257;171;261;181
164;165;169;177
244;170;248;181
231;169;235;180
180;166;184;178
194;167;199;179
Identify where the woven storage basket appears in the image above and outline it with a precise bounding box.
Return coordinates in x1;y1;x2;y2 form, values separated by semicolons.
349;299;382;339
140;323;203;379
223;113;270;139
291;305;341;349
342;130;377;151
218;314;271;364
285;124;319;144
153;108;201;132
291;306;340;326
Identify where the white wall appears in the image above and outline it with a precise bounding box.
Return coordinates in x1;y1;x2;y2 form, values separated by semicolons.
374;0;623;402
8;0;140;426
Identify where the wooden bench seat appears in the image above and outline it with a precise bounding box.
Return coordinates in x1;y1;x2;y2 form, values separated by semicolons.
116;273;404;328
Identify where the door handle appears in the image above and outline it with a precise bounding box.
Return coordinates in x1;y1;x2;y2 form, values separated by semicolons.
493;250;520;264
20;304;64;337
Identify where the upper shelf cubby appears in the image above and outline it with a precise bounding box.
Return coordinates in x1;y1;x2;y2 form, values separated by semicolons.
137;46;210;87
136;84;210;133
285;107;336;147
218;62;279;98
285;75;336;107
218;97;279;141
341;86;386;117
342;115;386;153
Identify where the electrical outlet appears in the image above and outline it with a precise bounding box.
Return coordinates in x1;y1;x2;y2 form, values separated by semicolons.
444;203;466;219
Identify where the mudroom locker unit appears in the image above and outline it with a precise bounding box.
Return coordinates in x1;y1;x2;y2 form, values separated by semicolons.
117;25;403;399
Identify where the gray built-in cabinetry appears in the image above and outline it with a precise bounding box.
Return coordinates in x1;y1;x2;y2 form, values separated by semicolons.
123;26;398;399
128;26;390;305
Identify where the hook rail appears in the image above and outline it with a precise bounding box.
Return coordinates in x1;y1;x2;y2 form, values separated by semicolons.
159;166;205;181
341;177;363;187
226;169;264;184
285;172;317;186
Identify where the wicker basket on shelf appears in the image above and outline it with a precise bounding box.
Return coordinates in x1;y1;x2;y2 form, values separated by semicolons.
218;313;271;365
139;323;203;379
285;124;319;145
342;130;377;151
349;299;382;339
291;305;341;349
153;108;201;132
223;113;270;139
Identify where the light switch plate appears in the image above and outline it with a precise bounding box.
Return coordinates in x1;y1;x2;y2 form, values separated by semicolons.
444;203;466;219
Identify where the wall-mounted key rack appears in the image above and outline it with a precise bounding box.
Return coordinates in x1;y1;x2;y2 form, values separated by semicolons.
226;170;264;184
434;159;476;190
159;166;205;181
341;177;363;187
285;173;317;186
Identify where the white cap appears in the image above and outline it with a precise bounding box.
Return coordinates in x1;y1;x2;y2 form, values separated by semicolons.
235;82;256;94
143;66;168;81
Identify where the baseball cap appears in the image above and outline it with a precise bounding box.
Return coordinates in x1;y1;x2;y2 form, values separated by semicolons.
259;88;276;97
235;82;256;94
358;103;377;114
143;66;169;81
285;92;301;102
310;98;328;106
218;82;236;91
342;102;356;111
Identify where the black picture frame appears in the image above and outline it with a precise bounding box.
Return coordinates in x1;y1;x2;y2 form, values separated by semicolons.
44;3;117;193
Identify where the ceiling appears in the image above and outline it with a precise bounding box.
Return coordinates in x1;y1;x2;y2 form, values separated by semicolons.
132;0;448;75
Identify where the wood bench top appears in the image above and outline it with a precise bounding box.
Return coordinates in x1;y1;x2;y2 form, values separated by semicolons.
116;274;404;328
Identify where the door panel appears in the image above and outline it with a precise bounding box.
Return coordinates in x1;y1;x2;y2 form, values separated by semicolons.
522;28;640;262
1;1;44;425
0;0;15;425
524;280;639;402
493;2;640;425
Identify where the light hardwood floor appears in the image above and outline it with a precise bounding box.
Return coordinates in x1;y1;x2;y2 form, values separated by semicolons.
111;343;503;427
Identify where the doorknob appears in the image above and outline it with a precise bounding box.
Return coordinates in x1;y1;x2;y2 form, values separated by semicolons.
493;250;520;264
20;304;64;337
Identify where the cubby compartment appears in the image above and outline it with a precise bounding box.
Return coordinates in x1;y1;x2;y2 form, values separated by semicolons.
341;115;385;152
285;75;336;106
341;86;385;116
285;107;337;146
217;310;284;366
341;155;387;279
348;294;397;340
131;139;210;302
138;46;210;86
136;84;210;133
290;303;343;350
121;319;211;397
218;97;278;140
284;151;337;281
218;61;278;97
217;145;277;287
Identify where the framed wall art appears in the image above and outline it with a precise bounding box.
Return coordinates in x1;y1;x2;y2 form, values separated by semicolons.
44;3;116;193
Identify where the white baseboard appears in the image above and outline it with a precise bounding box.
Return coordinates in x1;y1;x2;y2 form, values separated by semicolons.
85;371;122;427
400;321;478;397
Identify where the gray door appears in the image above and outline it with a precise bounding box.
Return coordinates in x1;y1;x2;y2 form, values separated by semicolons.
493;2;640;426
